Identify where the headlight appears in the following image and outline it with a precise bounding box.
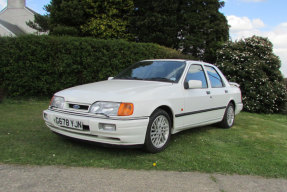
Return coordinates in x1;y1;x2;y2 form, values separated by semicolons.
50;96;65;109
89;102;133;116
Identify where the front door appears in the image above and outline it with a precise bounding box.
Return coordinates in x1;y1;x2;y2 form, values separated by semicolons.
177;64;213;129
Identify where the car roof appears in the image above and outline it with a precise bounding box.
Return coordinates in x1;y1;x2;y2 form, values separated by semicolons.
141;59;187;62
141;59;214;66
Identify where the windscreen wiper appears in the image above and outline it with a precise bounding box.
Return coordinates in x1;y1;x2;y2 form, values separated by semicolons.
145;77;175;83
115;77;144;80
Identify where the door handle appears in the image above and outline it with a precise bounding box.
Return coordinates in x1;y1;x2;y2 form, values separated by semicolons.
206;91;211;95
225;90;228;93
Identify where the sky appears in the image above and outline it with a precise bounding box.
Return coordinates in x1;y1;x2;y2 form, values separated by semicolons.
220;0;287;77
0;0;286;77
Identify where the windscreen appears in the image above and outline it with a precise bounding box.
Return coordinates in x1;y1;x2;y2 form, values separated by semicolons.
114;61;186;83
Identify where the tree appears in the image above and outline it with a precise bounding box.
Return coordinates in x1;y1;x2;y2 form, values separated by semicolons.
27;0;87;36
47;0;91;36
129;0;180;48
179;0;229;63
26;14;50;33
29;0;133;38
81;0;133;39
216;36;286;113
30;0;228;61
129;0;229;63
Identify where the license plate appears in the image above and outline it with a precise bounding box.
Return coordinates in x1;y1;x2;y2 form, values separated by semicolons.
54;117;83;130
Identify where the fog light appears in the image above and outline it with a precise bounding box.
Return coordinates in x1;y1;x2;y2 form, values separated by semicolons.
43;112;48;120
99;123;116;131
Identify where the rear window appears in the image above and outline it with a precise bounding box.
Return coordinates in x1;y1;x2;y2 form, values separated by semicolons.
205;66;224;88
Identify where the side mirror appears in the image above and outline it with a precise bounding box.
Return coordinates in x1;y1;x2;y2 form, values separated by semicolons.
108;77;114;80
184;80;202;89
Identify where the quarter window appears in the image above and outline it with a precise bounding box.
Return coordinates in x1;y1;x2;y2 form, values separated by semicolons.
205;66;224;88
185;65;207;88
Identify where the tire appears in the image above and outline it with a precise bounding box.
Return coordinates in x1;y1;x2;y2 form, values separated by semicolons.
220;103;235;129
144;109;171;153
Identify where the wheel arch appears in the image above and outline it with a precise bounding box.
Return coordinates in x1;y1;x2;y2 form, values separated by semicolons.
151;105;174;131
228;99;236;110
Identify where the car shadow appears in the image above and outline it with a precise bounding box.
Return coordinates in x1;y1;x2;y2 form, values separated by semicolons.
173;124;221;137
52;124;221;154
53;132;143;154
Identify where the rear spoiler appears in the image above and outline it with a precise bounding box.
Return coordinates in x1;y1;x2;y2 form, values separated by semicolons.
229;82;240;87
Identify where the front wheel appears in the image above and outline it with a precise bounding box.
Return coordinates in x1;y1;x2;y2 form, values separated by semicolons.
220;103;235;129
144;109;171;153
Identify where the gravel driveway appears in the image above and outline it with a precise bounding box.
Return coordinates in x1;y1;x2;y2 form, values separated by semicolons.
1;164;286;192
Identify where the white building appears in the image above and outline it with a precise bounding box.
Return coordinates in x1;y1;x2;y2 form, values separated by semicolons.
0;0;37;36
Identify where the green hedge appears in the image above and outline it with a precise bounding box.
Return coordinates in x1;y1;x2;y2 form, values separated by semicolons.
0;35;189;97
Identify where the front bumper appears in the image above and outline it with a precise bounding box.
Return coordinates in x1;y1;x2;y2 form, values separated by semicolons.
43;109;149;145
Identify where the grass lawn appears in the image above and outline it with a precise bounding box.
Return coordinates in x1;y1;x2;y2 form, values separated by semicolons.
0;99;286;178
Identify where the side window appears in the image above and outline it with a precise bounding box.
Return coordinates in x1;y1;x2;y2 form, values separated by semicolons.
205;66;224;88
185;65;207;88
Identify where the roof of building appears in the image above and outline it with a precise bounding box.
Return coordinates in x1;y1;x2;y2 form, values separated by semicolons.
0;19;26;36
25;6;38;15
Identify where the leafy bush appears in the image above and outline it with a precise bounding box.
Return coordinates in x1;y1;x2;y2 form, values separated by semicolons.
0;35;189;97
216;36;286;113
50;25;79;36
284;79;287;114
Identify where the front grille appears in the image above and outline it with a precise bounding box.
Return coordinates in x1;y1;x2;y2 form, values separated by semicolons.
68;103;89;110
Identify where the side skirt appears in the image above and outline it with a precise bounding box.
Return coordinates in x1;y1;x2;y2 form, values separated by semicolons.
172;118;222;134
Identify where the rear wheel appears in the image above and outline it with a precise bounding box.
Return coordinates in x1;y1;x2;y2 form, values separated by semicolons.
144;109;171;153
220;103;235;129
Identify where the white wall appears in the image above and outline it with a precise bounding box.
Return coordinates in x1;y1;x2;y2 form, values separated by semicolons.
0;7;36;34
7;0;26;9
0;24;15;36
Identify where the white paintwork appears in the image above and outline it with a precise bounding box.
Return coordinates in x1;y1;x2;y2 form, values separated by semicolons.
229;82;240;87
43;60;243;145
44;111;149;145
188;80;202;89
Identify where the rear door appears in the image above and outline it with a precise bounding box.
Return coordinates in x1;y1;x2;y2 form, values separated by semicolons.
204;65;228;120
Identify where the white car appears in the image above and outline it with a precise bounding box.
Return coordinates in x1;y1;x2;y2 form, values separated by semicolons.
43;59;243;153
